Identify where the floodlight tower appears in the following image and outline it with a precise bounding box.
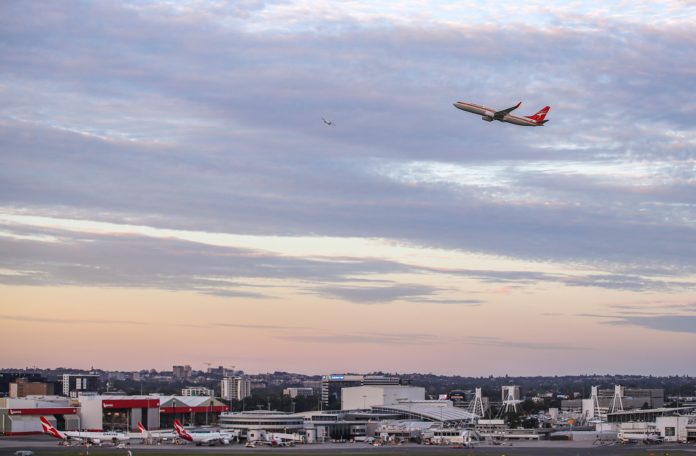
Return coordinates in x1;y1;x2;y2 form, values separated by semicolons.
583;385;606;423
501;385;521;414
608;385;624;414
589;385;602;420
468;387;486;417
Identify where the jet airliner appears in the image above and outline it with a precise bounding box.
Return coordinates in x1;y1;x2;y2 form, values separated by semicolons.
173;419;234;445
40;416;130;445
136;422;177;442
453;101;550;126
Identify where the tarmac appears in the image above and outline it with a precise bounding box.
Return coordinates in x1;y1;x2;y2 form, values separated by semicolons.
1;435;696;456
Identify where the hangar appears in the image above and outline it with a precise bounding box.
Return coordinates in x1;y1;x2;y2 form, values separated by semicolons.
78;395;160;431
158;395;229;427
0;397;79;435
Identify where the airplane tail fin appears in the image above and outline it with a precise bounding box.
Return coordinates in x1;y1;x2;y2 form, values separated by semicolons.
138;422;147;434
40;416;66;439
173;419;191;440
526;106;550;123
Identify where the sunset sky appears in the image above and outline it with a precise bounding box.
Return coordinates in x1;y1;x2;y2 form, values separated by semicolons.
1;0;695;375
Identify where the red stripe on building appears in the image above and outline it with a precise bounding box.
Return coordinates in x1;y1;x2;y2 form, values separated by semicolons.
160;405;229;413
102;399;160;409
8;408;78;415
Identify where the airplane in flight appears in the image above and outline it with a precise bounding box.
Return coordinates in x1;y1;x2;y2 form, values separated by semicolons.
453;101;550;126
40;416;130;445
322;117;335;126
173;419;234;446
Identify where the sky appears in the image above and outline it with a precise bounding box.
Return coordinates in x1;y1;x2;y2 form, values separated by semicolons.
1;0;695;376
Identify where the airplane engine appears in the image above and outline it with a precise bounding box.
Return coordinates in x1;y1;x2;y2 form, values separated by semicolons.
92;439;101;445
481;115;494;122
222;439;230;444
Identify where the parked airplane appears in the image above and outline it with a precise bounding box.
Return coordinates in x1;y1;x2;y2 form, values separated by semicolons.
40;416;130;445
136;422;177;442
172;419;233;446
453;101;550;126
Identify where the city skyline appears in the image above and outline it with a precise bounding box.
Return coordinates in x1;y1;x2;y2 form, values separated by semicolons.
1;1;695;375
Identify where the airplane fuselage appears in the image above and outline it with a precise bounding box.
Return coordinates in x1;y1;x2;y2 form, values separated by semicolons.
61;430;130;444
182;431;233;445
453;101;544;127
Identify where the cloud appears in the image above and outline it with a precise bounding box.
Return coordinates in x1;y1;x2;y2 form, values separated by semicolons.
0;224;423;299
456;335;584;351
278;331;583;350
0;2;694;309
0;314;148;326
212;323;307;330
279;332;442;346
562;274;695;293
1;220;694;299
606;315;696;334
577;300;696;334
314;284;444;304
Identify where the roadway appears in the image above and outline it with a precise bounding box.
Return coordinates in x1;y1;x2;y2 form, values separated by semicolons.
1;436;696;456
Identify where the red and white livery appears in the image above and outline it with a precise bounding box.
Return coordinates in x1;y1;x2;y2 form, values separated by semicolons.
136;421;177;442
40;416;130;445
453;101;550;126
173;419;233;446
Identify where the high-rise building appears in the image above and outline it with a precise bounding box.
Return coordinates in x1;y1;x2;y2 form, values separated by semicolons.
182;386;214;397
0;373;45;395
321;374;402;409
9;378;54;397
172;365;192;380
283;387;314;398
61;374;100;397
221;376;251;401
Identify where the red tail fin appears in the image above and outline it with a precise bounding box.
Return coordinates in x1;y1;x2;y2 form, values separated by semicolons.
138;422;146;433
40;416;65;439
526;106;550;123
173;419;192;441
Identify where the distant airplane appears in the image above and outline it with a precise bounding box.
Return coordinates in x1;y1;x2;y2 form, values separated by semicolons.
173;419;233;445
322;117;335;126
453;101;550;126
40;416;130;445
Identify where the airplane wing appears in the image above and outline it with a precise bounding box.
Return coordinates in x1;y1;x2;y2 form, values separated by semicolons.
494;102;521;119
